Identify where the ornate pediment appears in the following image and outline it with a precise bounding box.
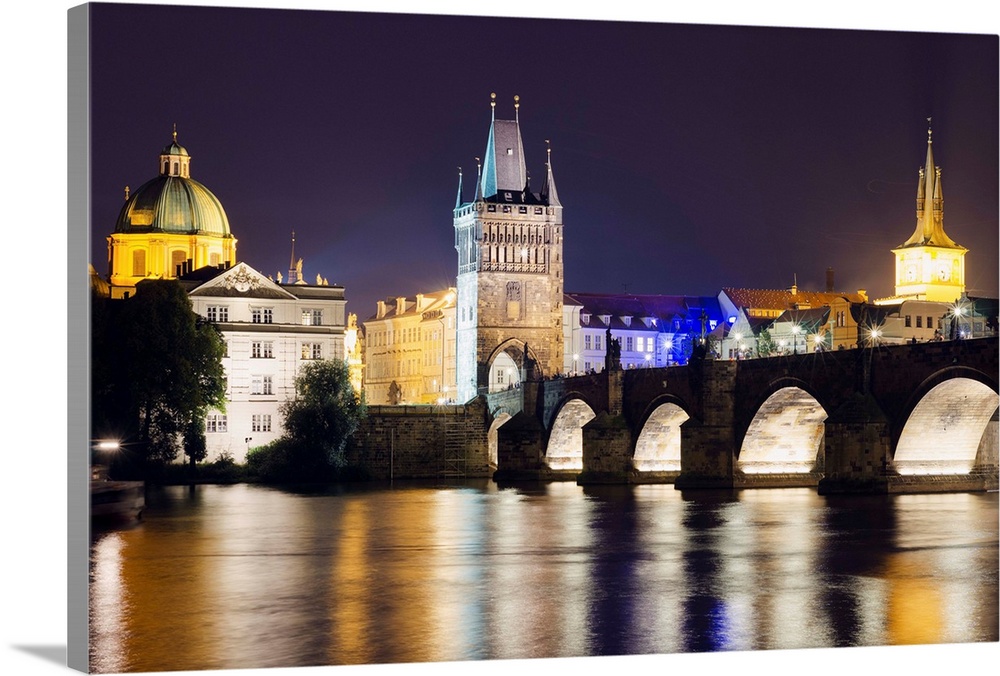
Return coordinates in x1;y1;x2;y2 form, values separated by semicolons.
189;262;296;299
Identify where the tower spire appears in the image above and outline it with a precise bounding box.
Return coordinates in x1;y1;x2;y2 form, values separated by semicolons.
902;119;957;248
455;167;463;209
474;157;482;201
172;123;177;143
540;139;561;207
288;230;297;283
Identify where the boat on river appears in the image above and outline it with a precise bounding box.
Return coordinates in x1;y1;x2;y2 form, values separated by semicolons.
91;480;145;522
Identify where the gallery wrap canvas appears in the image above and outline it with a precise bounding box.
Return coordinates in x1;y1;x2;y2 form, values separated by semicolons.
62;2;998;676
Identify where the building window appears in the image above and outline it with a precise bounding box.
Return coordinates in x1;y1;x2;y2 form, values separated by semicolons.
905;315;912;327
206;305;229;323
132;249;146;277
251;414;272;433
252;307;273;324
506;281;522;320
206;413;227;433
927;316;933;329
251;375;273;396
252;341;273;359
302;309;323;326
916;316;923;328
626;336;634;352
594;335;602;351
171;250;186;276
585;335;592;350
301;343;322;360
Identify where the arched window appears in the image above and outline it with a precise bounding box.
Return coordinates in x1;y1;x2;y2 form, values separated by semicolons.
171;250;186;276
132;249;146;277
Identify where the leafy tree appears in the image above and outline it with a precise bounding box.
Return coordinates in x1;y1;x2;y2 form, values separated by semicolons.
756;329;777;358
282;359;366;468
91;280;226;477
248;359;366;483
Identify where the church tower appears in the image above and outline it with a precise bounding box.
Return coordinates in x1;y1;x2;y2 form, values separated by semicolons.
891;122;967;302
454;94;564;403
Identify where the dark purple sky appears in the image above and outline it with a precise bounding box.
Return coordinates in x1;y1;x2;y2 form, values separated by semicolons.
88;3;998;320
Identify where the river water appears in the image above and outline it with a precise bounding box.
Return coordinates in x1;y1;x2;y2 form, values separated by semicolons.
89;481;999;673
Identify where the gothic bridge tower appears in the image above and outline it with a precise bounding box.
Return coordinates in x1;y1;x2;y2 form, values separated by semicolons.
454;94;564;403
892;122;967;302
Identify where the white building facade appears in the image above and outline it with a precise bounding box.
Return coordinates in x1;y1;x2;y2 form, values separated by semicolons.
182;262;347;462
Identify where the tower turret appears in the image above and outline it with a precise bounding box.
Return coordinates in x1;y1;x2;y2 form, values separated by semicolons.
891;120;967;302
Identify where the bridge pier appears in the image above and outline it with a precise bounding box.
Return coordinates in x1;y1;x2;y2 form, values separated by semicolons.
492;411;548;481
674;360;739;490
577;411;636;484
818;393;893;494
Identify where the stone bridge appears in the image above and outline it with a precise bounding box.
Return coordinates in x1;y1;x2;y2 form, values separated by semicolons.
488;338;999;493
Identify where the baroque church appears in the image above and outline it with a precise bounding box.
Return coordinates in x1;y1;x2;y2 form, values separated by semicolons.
453;94;565;402
97;131;347;462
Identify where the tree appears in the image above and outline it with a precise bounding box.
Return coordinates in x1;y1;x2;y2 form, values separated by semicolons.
91;280;226;477
248;359;365;483
756;329;777;358
281;359;366;469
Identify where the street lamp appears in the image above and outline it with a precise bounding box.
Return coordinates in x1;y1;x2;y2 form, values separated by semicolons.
951;304;966;340
791;324;802;354
813;334;824;353
572;353;579;376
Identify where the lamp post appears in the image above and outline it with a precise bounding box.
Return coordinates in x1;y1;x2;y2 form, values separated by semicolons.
791;324;802;354
951;304;966;340
572;353;579;376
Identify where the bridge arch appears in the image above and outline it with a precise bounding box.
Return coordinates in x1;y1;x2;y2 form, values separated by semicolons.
633;396;692;472
738;381;828;474
545;396;597;471
893;368;999;475
487;412;512;469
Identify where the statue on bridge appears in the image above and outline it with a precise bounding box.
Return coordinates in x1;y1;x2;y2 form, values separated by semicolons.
606;328;622;371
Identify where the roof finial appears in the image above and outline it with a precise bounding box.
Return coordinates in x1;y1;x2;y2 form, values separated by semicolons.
172;123;177;143
124;185;130;201
927;117;932;144
490;92;496;120
546;138;551;162
514;94;520;122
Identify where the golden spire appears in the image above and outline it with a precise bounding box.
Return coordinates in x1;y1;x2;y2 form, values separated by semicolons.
124;185;130;201
514;94;520;122
172;123;177;143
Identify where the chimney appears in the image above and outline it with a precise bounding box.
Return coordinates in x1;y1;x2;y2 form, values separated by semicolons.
396;297;407;315
415;293;425;312
377;300;386;319
826;267;835;292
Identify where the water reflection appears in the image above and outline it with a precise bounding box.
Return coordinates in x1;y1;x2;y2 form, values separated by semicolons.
90;483;998;672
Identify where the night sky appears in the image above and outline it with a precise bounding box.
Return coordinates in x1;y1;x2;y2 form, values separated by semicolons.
87;3;998;321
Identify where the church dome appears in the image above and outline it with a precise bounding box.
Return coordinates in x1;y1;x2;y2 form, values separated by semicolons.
114;132;232;237
160;140;189;157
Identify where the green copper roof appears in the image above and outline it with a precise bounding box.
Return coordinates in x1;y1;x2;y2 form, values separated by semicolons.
160;140;189;157
114;174;231;236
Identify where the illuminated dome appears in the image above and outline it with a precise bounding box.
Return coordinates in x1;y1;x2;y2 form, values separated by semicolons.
114;133;231;237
